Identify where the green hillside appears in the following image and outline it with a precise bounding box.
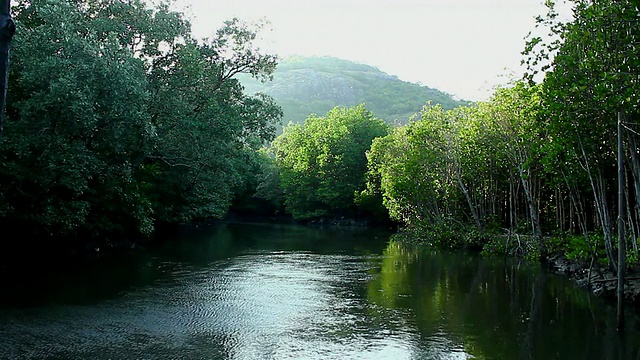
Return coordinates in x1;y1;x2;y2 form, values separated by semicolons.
237;56;470;127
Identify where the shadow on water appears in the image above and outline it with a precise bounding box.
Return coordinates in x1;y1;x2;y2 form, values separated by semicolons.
0;222;392;308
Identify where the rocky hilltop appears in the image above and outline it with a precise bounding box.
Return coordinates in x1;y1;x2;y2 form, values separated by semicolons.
237;56;470;128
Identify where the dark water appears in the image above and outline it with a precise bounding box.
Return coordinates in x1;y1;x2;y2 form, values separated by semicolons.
1;222;639;359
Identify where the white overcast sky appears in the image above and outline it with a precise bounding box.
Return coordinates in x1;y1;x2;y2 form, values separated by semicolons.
171;0;560;101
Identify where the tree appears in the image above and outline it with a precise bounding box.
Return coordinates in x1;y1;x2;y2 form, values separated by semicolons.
144;27;281;223
273;104;389;220
0;0;281;242
0;0;15;139
2;0;155;236
525;0;640;269
364;103;498;247
481;82;545;254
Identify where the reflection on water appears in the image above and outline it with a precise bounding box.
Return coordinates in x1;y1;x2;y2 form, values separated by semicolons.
368;238;640;359
0;222;638;359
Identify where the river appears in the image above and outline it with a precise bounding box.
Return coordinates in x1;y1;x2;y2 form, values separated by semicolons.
0;221;639;359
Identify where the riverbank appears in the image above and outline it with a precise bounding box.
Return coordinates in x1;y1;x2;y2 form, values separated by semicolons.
546;253;640;308
486;232;640;308
401;228;640;308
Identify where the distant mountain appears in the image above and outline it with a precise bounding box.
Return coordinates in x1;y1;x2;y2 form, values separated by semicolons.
237;56;470;128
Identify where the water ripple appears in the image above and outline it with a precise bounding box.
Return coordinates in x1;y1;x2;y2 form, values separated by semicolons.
0;240;473;359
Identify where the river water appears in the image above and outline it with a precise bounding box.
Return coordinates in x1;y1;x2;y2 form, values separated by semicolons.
1;222;639;359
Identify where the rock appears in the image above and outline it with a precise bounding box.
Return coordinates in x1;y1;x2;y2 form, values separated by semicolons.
545;253;640;307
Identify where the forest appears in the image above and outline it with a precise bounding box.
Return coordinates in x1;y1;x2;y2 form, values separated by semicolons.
270;0;640;275
0;0;639;281
0;0;283;252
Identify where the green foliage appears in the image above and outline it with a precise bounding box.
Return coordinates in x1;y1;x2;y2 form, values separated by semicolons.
627;248;640;269
480;234;539;261
272;104;389;220
402;220;484;251
2;0;157;236
363;81;550;254
563;236;593;262
545;233;617;267
4;0;640;276
365;103;493;229
525;0;640;269
480;236;509;258
0;0;281;240
231;148;285;215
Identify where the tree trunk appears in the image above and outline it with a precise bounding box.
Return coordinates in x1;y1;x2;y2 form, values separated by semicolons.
519;165;544;256
0;0;15;140
454;163;482;230
577;135;617;270
592;173;617;269
562;171;594;253
617;110;625;331
626;121;640;253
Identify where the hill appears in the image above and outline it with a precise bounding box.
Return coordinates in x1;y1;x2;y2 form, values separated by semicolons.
237;56;470;128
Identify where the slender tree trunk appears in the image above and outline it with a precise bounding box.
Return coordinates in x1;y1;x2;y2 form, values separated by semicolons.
454;163;482;230
510;174;520;234
0;0;15;140
626;122;640;252
555;188;561;232
509;178;515;233
519;165;544;256
562;171;594;253
569;194;575;234
624;175;637;252
596;173;617;269
577;135;617;269
617;111;625;331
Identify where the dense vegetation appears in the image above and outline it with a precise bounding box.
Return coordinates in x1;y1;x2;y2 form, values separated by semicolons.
262;0;640;276
271;104;389;220
357;0;640;272
1;0;639;282
237;56;469;129
0;0;282;249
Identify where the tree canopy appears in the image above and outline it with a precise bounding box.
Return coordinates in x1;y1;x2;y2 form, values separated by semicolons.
0;0;282;242
359;0;640;266
272;104;389;220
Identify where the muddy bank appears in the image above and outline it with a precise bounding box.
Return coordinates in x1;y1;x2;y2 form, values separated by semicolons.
546;253;640;307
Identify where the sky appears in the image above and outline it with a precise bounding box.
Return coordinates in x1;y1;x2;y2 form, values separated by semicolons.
171;0;557;101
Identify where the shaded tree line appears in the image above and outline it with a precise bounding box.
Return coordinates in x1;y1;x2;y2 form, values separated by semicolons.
0;0;282;247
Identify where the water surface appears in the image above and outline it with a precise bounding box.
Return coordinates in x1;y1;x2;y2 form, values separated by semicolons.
0;222;638;359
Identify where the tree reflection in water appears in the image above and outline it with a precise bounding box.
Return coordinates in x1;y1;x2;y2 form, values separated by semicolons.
366;238;640;359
